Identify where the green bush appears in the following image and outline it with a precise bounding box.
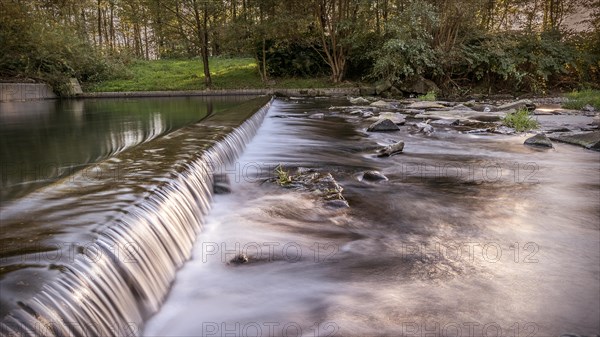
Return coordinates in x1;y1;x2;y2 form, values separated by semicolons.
0;2;128;95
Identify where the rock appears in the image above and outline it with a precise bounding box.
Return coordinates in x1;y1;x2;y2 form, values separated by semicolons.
349;110;362;115
370;100;393;109
524;134;554;148
483;106;492;112
308;113;325;119
389;86;403;97
493;126;516;135
582;104;596;112
472;114;503;122
349;97;370;105
377;141;405;157
361;170;388;182
375;80;393;94
452;104;474;111
406;101;446;109
359;87;376;96
549;131;600;151
229;254;249;265
325;199;350;209
416;122;434;135
430;119;460;126
361;111;375;118
398;77;439;95
367;119;400;132
379;112;406;125
496;99;536;112
592;116;600;127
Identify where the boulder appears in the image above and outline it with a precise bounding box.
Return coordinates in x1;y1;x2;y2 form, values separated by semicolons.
549;131;600;151
367;119;401;132
375;80;393;94
496;99;536;112
359;87;377;96
582;104;596;112
377;141;405;157
349;97;370;105
524;134;553;148
361;170;389;182
370;100;393;109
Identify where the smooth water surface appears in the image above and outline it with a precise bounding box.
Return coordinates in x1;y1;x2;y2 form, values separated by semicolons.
0;97;247;202
146;98;600;337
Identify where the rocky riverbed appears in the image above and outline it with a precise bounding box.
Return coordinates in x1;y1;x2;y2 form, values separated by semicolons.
338;96;600;150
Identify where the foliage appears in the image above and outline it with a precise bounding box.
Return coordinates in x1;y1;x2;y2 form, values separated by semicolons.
275;165;293;186
0;1;127;95
2;0;598;94
370;1;440;83
563;90;600;110
258;40;329;77
502;108;540;132
418;91;437;101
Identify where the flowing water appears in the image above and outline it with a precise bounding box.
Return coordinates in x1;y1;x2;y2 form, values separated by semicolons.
1;97;598;337
0;95;267;335
145;98;599;337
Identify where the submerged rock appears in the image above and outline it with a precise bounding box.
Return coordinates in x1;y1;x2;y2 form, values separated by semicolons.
416;122;434;135
229;254;249;265
367;119;400;132
379;112;406;125
377;141;405;157
325;199;350;209
361;170;388;182
349;97;370;105
361;111;375;118
406;101;445;109
493;126;516;135
524;134;554;148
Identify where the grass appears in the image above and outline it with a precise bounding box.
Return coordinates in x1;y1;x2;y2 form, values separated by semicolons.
418;90;437;101
502;108;540;132
86;57;351;92
563;90;600;110
275;165;293;186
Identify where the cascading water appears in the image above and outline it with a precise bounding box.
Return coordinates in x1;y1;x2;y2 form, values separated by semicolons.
0;96;273;336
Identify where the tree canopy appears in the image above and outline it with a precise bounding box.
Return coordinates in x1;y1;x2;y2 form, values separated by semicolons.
1;0;598;94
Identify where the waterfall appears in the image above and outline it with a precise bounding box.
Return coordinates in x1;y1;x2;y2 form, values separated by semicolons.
0;97;273;337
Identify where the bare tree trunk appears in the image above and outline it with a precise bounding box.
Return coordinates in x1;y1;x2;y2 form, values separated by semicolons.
97;0;103;48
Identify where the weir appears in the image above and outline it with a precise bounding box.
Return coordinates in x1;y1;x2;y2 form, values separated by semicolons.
0;96;273;336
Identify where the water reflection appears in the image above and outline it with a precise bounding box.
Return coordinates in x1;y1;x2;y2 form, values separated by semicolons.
0;97;245;202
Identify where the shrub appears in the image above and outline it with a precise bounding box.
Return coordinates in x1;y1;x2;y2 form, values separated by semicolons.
503;108;540;132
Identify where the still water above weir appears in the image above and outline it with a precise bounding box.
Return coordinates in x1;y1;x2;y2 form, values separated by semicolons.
0;96;246;202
